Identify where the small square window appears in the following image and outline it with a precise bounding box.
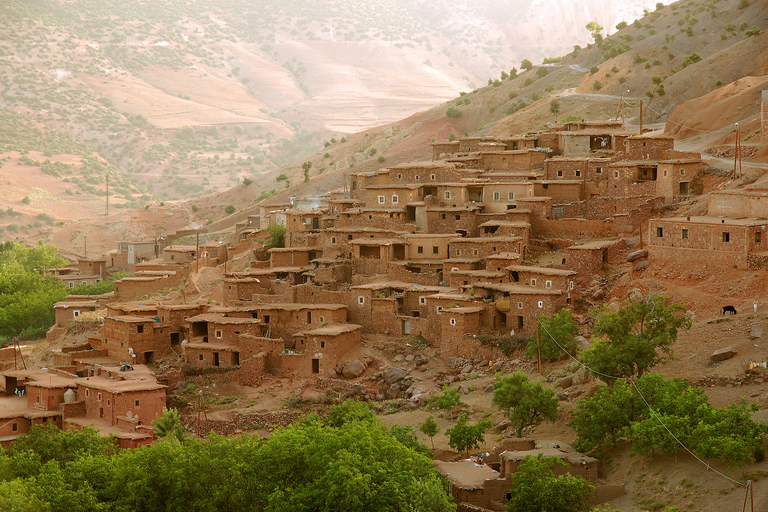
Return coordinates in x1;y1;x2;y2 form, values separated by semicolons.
508;192;515;201
417;246;424;254
319;316;325;323
756;232;762;243
441;213;446;219
444;191;451;200
392;195;399;204
358;296;365;304
614;171;619;178
682;229;688;239
473;249;479;256
414;175;419;180
493;191;500;201
419;296;427;305
216;330;222;339
137;325;143;333
680;169;685;176
456;249;461;256
332;237;337;244
518;302;523;309
377;195;385;204
348;235;353;240
135;400;140;406
722;232;730;242
73;310;80;317
595;167;602;174
86;389;90;397
397;174;402;179
436;306;443;313
538;301;544;308
433;246;439;254
98;393;102;401
321;341;325;348
656;227;664;237
199;354;204;361
455;214;461;220
449;317;457;326
546;280;552;288
531;279;537;286
352;181;357;189
107;399;111;406
557;170;563;177
575;170;581;177
12;422;17;432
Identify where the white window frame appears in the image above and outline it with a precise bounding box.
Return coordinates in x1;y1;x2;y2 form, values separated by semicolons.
449;317;457;326
444;191;451;200
493;191;500;202
377;195;385;204
538;301;544;308
216;330;223;339
358;296;365;304
508;192;515;201
392;194;399;204
419;296;427;305
531;279;536;286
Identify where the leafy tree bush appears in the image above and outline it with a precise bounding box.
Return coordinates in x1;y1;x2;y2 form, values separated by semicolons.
419;416;440;449
507;454;594;512
302;161;312;182
536;67;549;78
448;133;456;142
266;223;286;249
427;385;462;418
152;408;186;442
276;173;288;182
581;294;691;384
520;59;533;71
446;106;462;118
592;81;603;90
549;99;561;114
445;413;491;456
242;177;252;186
224;204;235;215
616;21;628;30
586;20;604;47
492;372;558;436
526;309;578;362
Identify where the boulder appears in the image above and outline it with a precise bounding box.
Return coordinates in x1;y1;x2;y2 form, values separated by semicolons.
751;322;763;339
633;260;650;271
626;248;648;262
460;364;474;374
393;354;405;362
444;356;459;368
384;367;406;384
376;394;386;401
386;384;400;399
415;355;429;367
557;376;574;389
711;347;738;361
628;288;644;302
342;360;366;379
575;336;590;351
591;288;605;300
484;383;495;393
405;354;415;362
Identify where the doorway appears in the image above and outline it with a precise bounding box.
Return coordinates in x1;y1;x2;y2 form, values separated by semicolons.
312;359;320;374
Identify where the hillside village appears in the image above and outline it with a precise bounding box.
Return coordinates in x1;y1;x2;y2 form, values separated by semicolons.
0;92;766;509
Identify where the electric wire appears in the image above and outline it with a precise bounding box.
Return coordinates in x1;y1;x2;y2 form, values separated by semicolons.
536;316;748;487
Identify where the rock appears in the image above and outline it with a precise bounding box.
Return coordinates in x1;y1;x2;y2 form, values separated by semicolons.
360;355;374;366
495;419;511;430
460;364;474;374
591;288;605;300
623;238;638;249
626;248;648;262
444;356;459;368
557;392;569;401
415;355;429;366
751;322;762;339
478;359;489;368
335;364;343;374
557;376;574;389
711;347;738;361
573;367;592;385
342;360;366;379
384;367;406;384
457;384;469;395
405;354;415;362
386;383;400;399
393;354;404;362
628;288;644;302
685;310;696;321
326;370;336;377
484;383;495;393
633;260;650;271
376;394;385;401
575;336;590;351
406;401;419;409
490;361;503;372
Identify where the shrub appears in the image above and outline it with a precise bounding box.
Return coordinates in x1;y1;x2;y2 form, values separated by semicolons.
446;106;462;118
520;59;533;70
590;66;599;74
680;52;702;68
242;177;252;186
224;204;235;215
21;196;31;205
191;204;198;212
616;21;628;30
738;0;749;9
276;173;288;182
378;156;385;162
536;67;549;78
618;77;627;84
592;81;603;90
448;133;456;142
508;91;518;100
523;78;533;87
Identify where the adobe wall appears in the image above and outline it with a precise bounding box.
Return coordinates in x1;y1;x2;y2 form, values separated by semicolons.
533;182;583;202
708;191;768;217
102;317;157;362
294;285;351;308
336;210;412;231
763;91;768;144
114;275;181;301
349;289;374;326
501;294;566;334
450;239;524;259
370;298;401;334
556;195;662;222
438;313;501;359
623;137;674;160
564;248;606;276
313;263;353;286
352;257;389;277
535;218;617;239
426;210;480;237
270;250;312;267
510;270;571;291
387;263;443;286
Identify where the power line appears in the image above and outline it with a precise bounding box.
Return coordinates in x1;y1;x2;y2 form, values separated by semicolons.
536;316;747;488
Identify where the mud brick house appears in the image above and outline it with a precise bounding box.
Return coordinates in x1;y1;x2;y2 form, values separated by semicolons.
443;257;484;274
53;300;100;329
183;331;284;384
480;182;535;213
448;270;506;287
388;162;482;184
205;303;348;341
349;281;458;333
156;304;206;351
102;315;166;364
506;265;577;292
311;258;353;286
449;236;526;259
321;227;411;258
478;149;549;171
439;306;486;358
364;184;424;207
113;271;183;301
106;301;159;318
286;324;362;376
327;198;362;216
199;241;228;265
708;189;768;217
563;240;620;276
55;273;104;290
647;216;768;269
78;258;108;276
223;276;270;304
269;247;322;267
348;170;391;200
533;180;584;202
479;220;531;239
403;233;453;260
425;204;482;236
111;240;160;271
336;207;412;231
76;374;165;428
485;252;523;271
466;283;566;334
163;245;197;263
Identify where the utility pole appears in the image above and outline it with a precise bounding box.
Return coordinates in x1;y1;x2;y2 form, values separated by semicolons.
734;123;741;179
105;174;109;216
638;210;643;249
195;230;199;274
639;100;643;135
84;235;87;259
535;320;542;374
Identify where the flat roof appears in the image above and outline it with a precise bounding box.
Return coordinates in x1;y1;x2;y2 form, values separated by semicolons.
209;303;346;312
108;315;157;323
296;324;362;336
77;377;165;393
350;238;406;246
434;460;501;489
485;252;521;260
449;236;522;243
478;220;530;227
652;216;768;227
267;246;321;253
464;283;563;295
442;306;485;314
506;265;577;276
364;184;422;190
450;270;506;278
186;314;262;324
567;240;618;250
55;301;100;308
351;281;459;293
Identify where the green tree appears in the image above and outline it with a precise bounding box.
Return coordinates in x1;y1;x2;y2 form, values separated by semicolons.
616;21;628;30
224;204;235;215
492;372;558;437
448;132;456;142
445;413;491;456
152;408;186;442
302;161;312;182
419;416;440;449
509;67;518;79
520;59;533;71
586;20;604;47
506;454;594;512
427;385;462;418
266;223;286;249
276;173;288;182
526;309;578;362
581;294;691;384
549;99;561;115
0;479;51;512
446;106;462;118
572;380;637;452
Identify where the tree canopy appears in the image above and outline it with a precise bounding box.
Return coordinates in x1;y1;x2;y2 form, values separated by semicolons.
445;413;491;457
526;308;578;362
581;295;691;384
506;454;594;512
492;372;558;437
0;402;456;512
